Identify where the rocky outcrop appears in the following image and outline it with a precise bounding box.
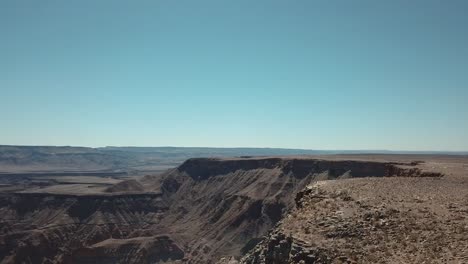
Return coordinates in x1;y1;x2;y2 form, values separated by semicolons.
386;165;444;177
240;173;467;264
240;231;336;264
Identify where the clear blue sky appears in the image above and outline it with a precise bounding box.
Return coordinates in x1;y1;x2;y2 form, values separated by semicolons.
1;0;467;151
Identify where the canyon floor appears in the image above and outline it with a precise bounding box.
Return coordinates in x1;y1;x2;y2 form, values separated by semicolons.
0;152;467;263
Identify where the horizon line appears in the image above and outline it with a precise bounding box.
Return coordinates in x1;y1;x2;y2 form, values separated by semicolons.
1;144;467;154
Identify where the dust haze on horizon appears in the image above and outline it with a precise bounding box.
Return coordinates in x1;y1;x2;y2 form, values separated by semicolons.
1;0;468;151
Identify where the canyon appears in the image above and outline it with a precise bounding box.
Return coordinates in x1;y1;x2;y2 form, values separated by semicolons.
0;150;467;263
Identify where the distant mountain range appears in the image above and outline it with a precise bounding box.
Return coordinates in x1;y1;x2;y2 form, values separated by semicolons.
0;145;466;173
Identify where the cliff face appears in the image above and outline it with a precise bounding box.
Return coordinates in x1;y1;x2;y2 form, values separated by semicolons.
0;157;445;263
152;158;441;262
176;158;393;181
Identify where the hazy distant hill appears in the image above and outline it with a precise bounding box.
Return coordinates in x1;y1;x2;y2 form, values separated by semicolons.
0;145;326;173
0;145;466;173
0;145;131;173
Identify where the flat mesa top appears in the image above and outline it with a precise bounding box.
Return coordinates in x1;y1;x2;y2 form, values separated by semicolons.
213;154;468;163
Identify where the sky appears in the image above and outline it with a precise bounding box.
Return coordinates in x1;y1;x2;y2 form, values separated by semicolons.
1;0;467;151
